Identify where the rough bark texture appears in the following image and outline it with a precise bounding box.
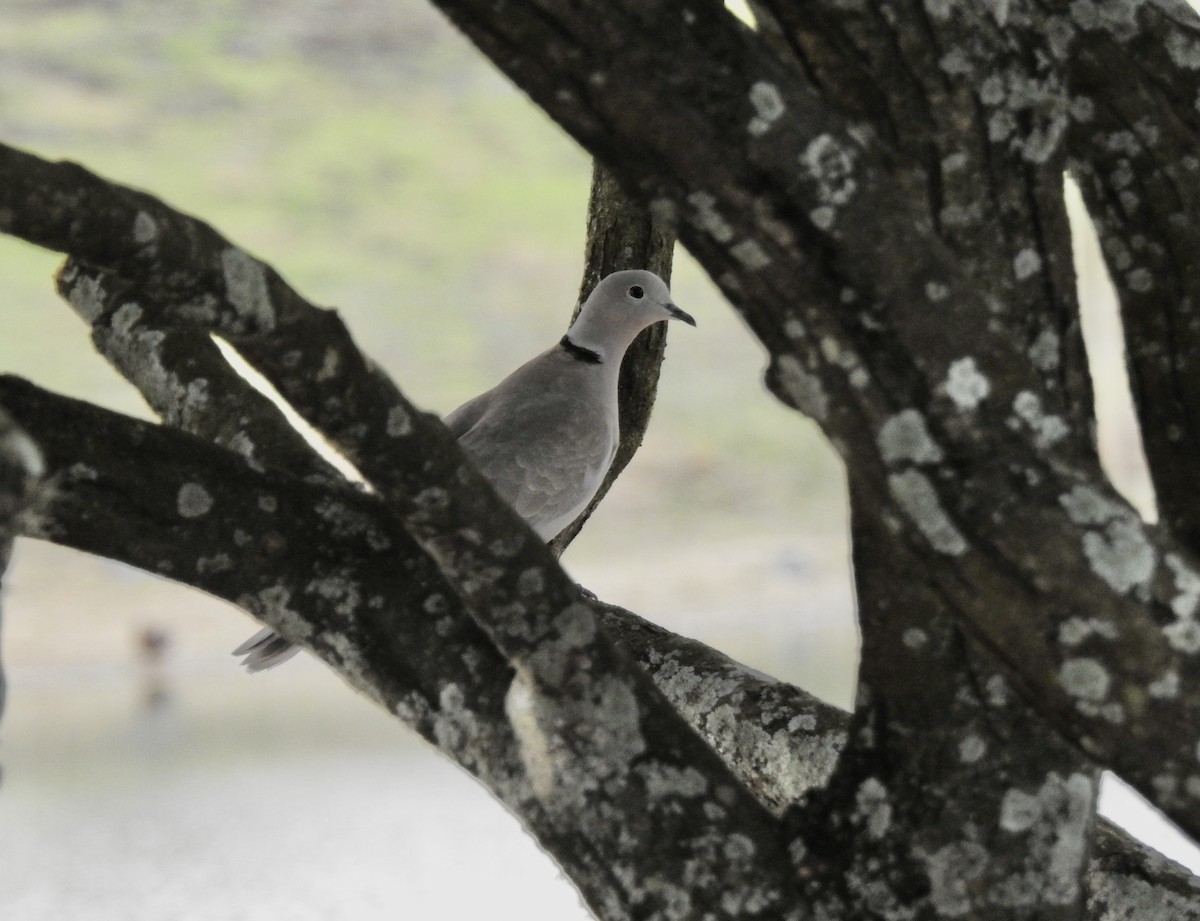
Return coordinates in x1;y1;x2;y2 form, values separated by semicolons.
4;1;1200;918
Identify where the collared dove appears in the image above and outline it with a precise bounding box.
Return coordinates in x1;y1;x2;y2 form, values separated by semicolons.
234;269;695;671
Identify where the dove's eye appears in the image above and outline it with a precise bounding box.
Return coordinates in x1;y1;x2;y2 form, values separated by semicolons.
628;285;644;299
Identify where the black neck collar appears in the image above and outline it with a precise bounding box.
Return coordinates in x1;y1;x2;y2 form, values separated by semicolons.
560;334;602;364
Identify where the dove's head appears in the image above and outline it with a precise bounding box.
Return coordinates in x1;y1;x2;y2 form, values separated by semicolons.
567;270;695;360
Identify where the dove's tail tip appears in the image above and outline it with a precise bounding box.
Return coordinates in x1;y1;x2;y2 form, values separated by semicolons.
232;627;301;673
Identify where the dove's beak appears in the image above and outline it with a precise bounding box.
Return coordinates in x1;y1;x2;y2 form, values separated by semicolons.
666;303;697;327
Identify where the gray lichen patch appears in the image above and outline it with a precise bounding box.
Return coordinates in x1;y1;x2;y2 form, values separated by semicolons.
1013;247;1043;279
62;269;108;322
944;356;989;409
771;355;830;422
220;247;275;331
747;81;786;136
888;469;969;556
731;238;771;270
800;134;858;208
1012;391;1069;449
687;191;735;243
922;840;989;917
1058;658;1111;702
994;772;1095;907
1165;554;1200;618
1028;329;1061;371
237;584;313;646
132;211;158;245
176;482;214;518
305;573;363;616
878;409;945;465
386;404;413;437
852;777;892;840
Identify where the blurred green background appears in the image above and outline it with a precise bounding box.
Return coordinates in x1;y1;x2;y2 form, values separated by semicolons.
0;2;1188;919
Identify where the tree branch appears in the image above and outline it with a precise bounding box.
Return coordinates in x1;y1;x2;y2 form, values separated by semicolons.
423;0;1200;846
2;374;1191;915
1066;18;1200;548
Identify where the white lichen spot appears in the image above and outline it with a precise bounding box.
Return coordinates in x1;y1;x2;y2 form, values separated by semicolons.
62;270;107;322
924;840;988;917
257;494;278;513
316;347;340;382
853;778;892;840
1166;554;1200;618
944;357;991;410
1058;616;1118;646
516;567;545;598
1081;518;1155;594
133;211;158;245
306;574;362;616
386;404;413;437
688;192;734;243
1164;619;1200;654
809;206;835;230
877;409;944;466
1028;329;1061;372
747;81;786;136
1013;391;1069;448
236;584;312;647
925;281;950;302
640;761;710;800
1127;267;1154;292
995;773;1095;905
196;553;233;575
731;238;771;270
939;47;972;76
1014;248;1044;280
177;482;214;518
888;469;968;556
923;0;952;20
1059;484;1121;525
801;134;858;207
1166;29;1200;70
1058;657;1110;701
111;302;144;337
1148;670;1180;699
221;247;275;330
959;734;987;763
773;355;829;422
902;627;928;650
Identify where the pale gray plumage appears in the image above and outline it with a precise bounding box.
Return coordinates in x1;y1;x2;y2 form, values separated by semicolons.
235;269;694;671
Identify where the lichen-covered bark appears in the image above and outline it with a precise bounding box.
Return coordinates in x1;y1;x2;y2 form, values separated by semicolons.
1;373;1188;917
1065;14;1200;550
425;0;1200;855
